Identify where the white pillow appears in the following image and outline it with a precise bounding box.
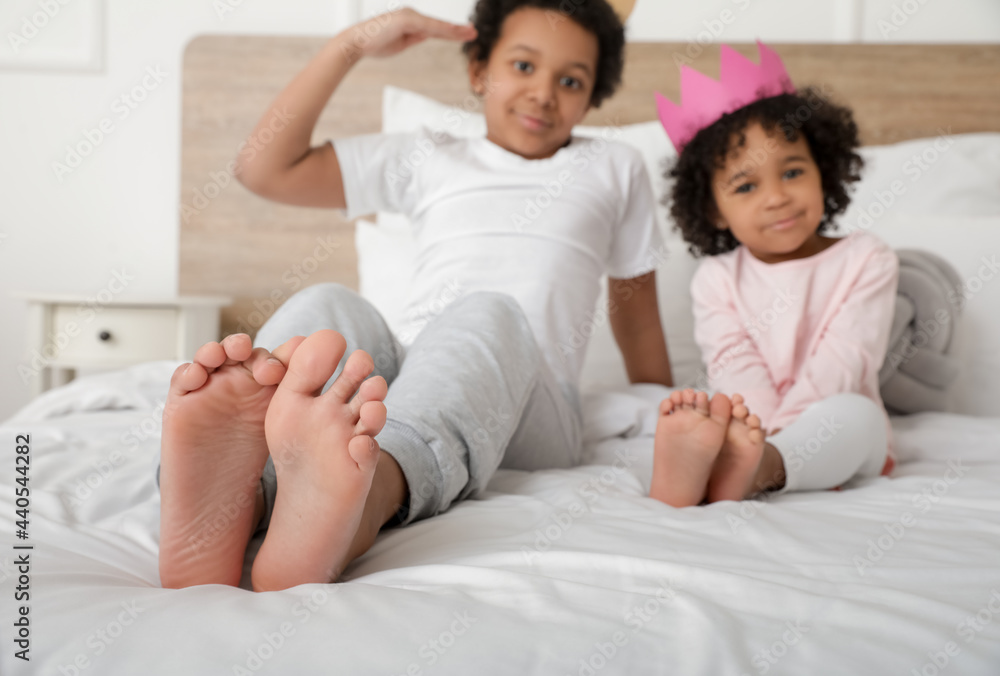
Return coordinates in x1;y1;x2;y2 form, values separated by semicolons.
841;133;1000;227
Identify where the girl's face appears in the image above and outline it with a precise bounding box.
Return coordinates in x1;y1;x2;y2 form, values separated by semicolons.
468;7;597;160
711;122;830;264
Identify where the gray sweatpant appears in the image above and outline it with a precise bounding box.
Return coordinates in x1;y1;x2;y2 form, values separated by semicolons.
252;283;583;528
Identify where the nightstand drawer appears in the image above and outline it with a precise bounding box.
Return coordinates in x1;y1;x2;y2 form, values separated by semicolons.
51;305;180;365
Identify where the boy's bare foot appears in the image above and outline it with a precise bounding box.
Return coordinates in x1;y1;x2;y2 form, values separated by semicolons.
251;329;388;592
159;333;305;589
705;393;766;502
650;389;731;508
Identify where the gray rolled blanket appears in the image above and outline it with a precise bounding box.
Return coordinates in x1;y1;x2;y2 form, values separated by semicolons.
879;249;964;415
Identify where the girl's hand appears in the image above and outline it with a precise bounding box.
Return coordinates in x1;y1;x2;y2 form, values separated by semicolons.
344;7;477;59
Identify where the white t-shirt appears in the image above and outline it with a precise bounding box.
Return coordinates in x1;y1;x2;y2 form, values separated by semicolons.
333;130;663;384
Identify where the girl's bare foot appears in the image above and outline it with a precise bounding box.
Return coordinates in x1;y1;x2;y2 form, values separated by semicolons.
251;330;388;592
650;389;731;508
705;393;766;502
159;333;305;589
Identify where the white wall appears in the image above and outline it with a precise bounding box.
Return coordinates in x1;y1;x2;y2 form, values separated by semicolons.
1;0;998;421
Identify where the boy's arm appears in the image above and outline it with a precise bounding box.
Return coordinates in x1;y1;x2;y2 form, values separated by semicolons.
235;9;475;208
608;272;674;387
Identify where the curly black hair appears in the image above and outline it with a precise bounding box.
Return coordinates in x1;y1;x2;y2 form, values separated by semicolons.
462;0;625;108
666;87;864;258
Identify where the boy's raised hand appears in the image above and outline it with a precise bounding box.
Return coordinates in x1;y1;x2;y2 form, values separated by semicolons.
347;7;477;59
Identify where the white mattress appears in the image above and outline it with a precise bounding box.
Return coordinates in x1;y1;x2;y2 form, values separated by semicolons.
1;362;999;675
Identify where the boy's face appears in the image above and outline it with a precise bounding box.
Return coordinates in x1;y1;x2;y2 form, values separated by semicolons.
711;122;828;264
468;7;597;160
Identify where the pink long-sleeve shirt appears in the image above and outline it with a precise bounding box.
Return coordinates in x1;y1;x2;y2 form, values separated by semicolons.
692;231;899;472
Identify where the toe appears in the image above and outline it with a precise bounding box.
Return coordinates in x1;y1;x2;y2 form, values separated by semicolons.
659;398;674;416
356;400;387;437
732;403;749;421
220;334;253;362
746;414;761;430
347;435;381;474
708;392;732;425
349;376;388;417
169;362;208;395
246;347;286;387
280;330;347;396
193;341;226;370
270;335;307;367
669;390;684;407
327;350;375;403
681;389;695;407
693;391;709;416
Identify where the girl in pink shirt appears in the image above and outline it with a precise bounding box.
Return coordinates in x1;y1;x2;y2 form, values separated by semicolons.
650;44;898;507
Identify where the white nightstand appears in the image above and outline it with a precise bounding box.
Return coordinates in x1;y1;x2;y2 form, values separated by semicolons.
13;293;232;397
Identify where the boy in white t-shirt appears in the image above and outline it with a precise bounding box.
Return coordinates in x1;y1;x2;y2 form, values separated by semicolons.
157;0;673;592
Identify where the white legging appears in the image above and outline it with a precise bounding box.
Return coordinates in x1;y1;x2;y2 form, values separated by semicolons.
765;393;889;493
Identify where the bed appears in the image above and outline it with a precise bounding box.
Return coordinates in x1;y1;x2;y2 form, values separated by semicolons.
2;39;1000;675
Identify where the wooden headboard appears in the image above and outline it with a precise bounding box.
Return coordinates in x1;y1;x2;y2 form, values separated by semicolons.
179;38;1000;337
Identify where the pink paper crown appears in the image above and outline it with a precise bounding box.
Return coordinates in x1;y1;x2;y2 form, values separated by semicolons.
656;41;796;152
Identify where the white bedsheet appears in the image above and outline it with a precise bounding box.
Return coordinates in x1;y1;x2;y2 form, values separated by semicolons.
1;362;999;675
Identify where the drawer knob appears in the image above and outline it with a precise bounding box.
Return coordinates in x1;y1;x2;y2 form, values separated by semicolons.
98;330;112;342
